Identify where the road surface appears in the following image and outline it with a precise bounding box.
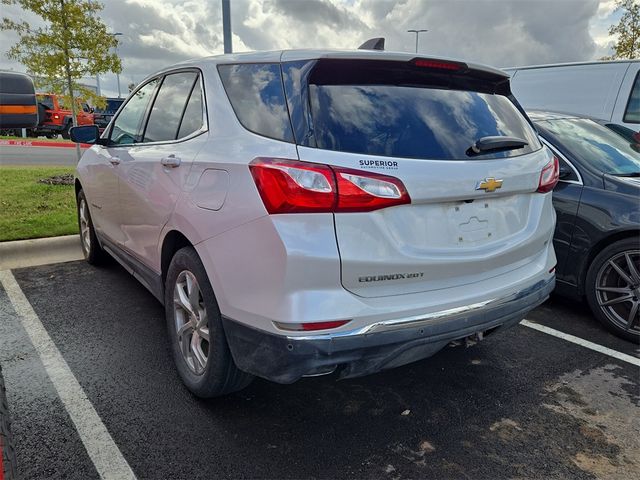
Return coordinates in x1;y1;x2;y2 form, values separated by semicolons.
0;259;638;479
0;145;84;166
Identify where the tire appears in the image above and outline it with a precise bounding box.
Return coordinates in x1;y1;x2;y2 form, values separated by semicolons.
76;189;106;265
1;365;18;480
585;238;640;342
165;247;253;397
61;122;70;139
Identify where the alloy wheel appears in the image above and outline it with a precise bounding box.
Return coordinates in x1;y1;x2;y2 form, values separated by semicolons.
173;270;210;375
595;250;640;334
79;198;91;253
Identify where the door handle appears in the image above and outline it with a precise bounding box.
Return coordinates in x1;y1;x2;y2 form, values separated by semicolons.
109;156;120;166
161;155;181;168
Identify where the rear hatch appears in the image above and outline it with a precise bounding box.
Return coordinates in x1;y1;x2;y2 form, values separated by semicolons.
285;57;554;298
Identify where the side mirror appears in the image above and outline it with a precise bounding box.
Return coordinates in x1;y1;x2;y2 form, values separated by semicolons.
69;125;100;144
558;165;572;180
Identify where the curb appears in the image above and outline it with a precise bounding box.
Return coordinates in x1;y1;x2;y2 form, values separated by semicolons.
0;140;90;149
0;235;83;270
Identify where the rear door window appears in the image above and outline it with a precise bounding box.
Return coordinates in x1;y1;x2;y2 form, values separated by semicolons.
624;72;640;123
143;72;198;143
309;83;540;160
218;63;294;142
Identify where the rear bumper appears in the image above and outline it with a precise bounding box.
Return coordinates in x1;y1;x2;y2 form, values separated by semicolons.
222;275;555;384
33;123;66;133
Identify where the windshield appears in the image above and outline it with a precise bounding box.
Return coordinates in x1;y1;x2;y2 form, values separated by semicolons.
536;118;640;175
309;84;540;160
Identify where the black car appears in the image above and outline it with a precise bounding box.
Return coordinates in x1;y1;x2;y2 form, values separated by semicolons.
92;97;124;131
529;111;640;341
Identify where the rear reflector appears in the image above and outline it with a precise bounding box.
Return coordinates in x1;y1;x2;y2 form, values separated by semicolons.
249;158;411;214
413;59;465;71
274;320;351;331
537;155;559;193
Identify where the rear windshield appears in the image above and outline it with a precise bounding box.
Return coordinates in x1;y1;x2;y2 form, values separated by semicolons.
37;95;54;109
309;84;540;160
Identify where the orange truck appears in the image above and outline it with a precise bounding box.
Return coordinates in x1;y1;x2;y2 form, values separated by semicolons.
30;93;95;139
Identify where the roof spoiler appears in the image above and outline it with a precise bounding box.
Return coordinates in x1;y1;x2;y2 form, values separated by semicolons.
358;38;385;51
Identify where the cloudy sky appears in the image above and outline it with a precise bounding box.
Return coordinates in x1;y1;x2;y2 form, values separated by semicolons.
0;0;625;97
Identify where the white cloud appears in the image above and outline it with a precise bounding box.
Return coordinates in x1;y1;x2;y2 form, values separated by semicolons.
0;0;622;97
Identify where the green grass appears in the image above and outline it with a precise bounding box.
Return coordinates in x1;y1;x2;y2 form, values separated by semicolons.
0;166;77;242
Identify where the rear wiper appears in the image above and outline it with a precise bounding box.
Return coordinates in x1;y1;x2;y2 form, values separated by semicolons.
468;136;528;155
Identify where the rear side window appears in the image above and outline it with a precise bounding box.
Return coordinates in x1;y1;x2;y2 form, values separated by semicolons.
177;80;204;139
309;84;540;160
110;78;159;145
624;73;640;124
144;72;198;143
218;63;294;142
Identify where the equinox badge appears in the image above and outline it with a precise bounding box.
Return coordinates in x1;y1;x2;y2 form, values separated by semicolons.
476;177;503;193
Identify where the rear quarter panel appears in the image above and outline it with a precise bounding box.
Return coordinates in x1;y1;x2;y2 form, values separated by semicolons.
562;184;640;292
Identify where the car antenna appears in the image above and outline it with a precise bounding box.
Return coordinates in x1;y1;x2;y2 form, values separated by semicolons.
358;38;385;51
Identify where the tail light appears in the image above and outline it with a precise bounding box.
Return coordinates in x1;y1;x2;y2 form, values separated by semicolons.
537;156;559;193
249;158;411;214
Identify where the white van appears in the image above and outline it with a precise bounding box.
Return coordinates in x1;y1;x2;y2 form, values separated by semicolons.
505;61;640;129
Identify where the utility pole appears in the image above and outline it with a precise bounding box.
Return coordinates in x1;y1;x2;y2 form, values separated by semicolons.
222;0;232;54
407;29;428;53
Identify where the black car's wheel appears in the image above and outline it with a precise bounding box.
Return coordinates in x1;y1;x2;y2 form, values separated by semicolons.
165;247;253;398
586;238;640;342
76;189;106;265
1;365;17;480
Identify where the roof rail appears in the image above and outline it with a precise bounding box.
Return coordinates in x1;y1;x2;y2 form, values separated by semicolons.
358;38;385;51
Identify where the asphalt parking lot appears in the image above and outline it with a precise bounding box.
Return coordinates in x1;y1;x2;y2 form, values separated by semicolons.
0;260;638;479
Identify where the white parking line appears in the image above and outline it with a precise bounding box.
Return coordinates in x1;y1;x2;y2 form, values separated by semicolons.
521;319;640;367
0;270;136;480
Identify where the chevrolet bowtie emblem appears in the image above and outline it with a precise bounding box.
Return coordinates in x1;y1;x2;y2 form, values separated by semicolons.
476;177;504;193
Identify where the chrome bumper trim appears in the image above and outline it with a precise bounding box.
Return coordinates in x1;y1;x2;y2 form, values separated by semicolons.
288;276;554;341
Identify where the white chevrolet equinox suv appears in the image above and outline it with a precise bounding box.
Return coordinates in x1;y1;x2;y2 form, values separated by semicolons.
71;50;558;397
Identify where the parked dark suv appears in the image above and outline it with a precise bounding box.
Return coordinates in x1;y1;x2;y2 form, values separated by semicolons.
92;97;124;132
